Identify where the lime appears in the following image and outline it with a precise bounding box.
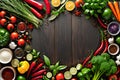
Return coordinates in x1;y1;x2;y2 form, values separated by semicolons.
17;75;26;80
65;1;75;11
116;37;120;44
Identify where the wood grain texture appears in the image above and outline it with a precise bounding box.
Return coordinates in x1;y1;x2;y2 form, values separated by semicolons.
32;12;100;67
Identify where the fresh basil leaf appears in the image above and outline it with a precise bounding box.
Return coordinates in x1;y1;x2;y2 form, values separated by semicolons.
43;55;51;67
55;61;60;68
57;65;67;71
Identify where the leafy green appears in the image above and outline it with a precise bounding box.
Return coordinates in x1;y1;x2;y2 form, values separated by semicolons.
43;55;51;67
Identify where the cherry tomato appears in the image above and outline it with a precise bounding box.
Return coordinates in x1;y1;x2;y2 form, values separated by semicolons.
56;73;64;80
27;23;34;30
0;11;6;18
7;23;14;31
18;39;25;46
75;0;83;8
0;18;7;26
18;22;26;31
11;32;19;40
10;16;17;23
71;78;77;80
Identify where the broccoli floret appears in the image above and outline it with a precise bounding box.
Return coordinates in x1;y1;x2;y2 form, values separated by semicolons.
91;53;117;80
101;53;110;60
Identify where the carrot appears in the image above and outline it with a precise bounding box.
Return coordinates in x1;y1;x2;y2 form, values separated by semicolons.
113;1;120;21
108;1;118;21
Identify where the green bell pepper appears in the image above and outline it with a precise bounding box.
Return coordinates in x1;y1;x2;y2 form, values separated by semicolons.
0;28;10;47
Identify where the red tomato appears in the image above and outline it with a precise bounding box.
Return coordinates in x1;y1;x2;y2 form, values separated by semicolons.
18;39;25;46
18;22;26;31
7;23;14;31
75;0;83;8
11;32;19;40
0;11;6;18
56;73;64;80
0;18;7;26
9;16;17;23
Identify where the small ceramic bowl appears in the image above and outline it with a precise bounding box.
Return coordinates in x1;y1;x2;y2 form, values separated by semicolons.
107;21;120;36
0;66;16;80
108;43;119;55
0;48;13;64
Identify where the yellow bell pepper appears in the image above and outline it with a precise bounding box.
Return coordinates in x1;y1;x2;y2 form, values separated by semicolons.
17;61;30;74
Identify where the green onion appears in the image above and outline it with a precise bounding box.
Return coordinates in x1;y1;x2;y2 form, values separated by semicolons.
0;0;42;28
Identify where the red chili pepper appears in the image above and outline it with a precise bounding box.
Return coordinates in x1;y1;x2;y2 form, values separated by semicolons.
43;0;51;15
94;29;105;56
24;0;43;10
31;75;43;80
31;8;43;19
27;60;37;78
97;16;107;29
82;51;93;67
32;69;46;77
103;39;108;53
32;63;44;72
115;66;120;75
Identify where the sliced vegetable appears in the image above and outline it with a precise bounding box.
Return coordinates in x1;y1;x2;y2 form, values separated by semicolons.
46;72;52;79
64;71;72;80
65;1;75;11
26;53;33;61
70;67;77;75
76;64;82;70
11;58;19;67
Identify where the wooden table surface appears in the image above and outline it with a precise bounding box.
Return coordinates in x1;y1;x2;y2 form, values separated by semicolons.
31;11;100;67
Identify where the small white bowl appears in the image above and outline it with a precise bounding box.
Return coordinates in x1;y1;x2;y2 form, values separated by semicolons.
108;43;119;55
0;66;16;80
107;21;120;36
0;48;13;64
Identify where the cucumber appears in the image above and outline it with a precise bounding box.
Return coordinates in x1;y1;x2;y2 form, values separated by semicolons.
76;64;82;71
26;53;33;61
11;59;19;67
64;71;72;79
46;72;52;79
70;67;77;75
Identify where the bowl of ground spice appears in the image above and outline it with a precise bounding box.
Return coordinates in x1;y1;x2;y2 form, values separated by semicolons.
0;66;16;80
108;43;119;55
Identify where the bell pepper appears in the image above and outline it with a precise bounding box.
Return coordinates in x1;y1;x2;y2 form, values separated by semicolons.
0;27;10;47
17;61;30;74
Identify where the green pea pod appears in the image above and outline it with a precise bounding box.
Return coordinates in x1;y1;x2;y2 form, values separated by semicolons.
57;65;67;71
43;55;51;67
49;65;55;71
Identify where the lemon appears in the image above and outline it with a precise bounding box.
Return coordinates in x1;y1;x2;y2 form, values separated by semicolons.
51;0;61;7
65;1;75;11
